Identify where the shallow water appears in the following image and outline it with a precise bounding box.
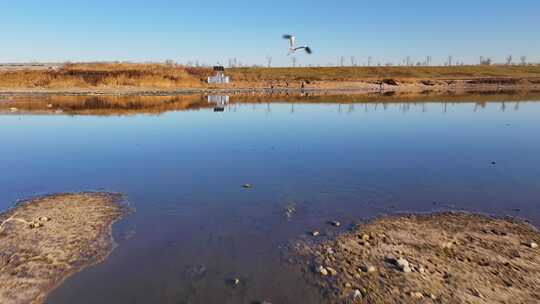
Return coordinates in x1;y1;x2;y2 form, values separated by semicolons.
1;97;540;304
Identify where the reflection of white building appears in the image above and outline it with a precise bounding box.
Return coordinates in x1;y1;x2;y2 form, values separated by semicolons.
207;66;230;84
208;95;230;112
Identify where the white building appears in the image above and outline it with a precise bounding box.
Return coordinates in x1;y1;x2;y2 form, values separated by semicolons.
207;66;230;84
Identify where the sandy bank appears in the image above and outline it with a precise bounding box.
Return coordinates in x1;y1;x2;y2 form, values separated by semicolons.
293;213;540;303
0;193;128;304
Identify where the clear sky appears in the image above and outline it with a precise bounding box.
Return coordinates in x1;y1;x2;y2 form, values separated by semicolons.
1;0;539;66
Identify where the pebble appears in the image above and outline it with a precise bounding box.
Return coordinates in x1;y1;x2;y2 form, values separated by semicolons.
317;265;328;276
233;278;240;285
397;258;409;269
402;265;412;273
352;289;362;299
530;242;538;249
27;222;43;229
329;221;341;227
38;216;51;222
360;265;376;273
361;234;370;241
326;267;338;276
410;292;424;299
311;231;320;237
345;282;352;288
326;247;335;254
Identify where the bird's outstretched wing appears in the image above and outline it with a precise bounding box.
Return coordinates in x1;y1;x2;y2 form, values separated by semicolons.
282;34;295;47
305;47;312;54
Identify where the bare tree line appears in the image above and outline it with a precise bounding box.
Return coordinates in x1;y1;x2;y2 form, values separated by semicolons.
162;54;536;68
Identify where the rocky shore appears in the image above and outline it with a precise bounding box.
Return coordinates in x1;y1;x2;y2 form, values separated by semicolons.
293;213;540;303
0;193;128;304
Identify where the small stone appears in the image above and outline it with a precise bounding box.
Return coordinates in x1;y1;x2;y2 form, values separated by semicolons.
360;265;376;273
430;294;437;300
352;289;362;299
326;267;338;276
38;216;51;222
317;265;328;276
397;258;409;269
418;266;426;274
27;222;43;229
410;292;424;299
233;278;240;285
329;221;341;227
345;282;352;288
311;231;320;237
530;242;538;249
326;247;335;255
402;265;412;273
361;234;370;241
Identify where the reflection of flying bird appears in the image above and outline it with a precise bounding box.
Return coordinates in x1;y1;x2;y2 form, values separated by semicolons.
282;34;312;55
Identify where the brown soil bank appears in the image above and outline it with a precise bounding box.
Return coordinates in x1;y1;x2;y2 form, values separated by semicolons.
0;193;128;304
1;63;540;94
294;213;540;304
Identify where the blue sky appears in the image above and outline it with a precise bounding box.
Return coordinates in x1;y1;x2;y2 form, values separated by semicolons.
1;0;539;66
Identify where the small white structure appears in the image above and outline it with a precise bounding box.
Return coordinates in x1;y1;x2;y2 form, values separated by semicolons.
208;95;230;112
207;66;230;84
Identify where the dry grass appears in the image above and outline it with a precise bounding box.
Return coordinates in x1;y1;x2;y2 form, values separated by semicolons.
0;63;212;89
1;63;540;90
227;65;540;82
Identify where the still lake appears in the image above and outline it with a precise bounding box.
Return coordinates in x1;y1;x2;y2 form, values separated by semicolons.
1;96;540;303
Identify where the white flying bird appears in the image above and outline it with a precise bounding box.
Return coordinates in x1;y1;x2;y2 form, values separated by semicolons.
282;34;312;55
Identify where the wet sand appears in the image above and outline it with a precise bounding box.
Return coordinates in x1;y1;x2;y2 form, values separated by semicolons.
0;193;128;304
293;213;540;303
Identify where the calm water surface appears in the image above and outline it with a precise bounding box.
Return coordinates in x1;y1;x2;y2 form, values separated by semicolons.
1;98;540;304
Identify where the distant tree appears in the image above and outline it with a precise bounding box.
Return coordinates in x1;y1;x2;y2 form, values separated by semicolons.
480;57;492;66
520;56;527;65
506;55;513;65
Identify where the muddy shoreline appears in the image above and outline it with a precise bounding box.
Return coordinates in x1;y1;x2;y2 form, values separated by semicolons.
1;78;540;97
0;193;128;304
292;212;540;303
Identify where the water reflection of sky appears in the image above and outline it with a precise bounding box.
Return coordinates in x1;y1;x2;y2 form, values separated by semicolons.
1;100;540;304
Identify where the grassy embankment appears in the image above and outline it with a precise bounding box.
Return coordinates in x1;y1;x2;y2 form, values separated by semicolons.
0;63;540;91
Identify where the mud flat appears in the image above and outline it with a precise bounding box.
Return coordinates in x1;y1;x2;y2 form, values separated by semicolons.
0;193;128;304
293;213;540;303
